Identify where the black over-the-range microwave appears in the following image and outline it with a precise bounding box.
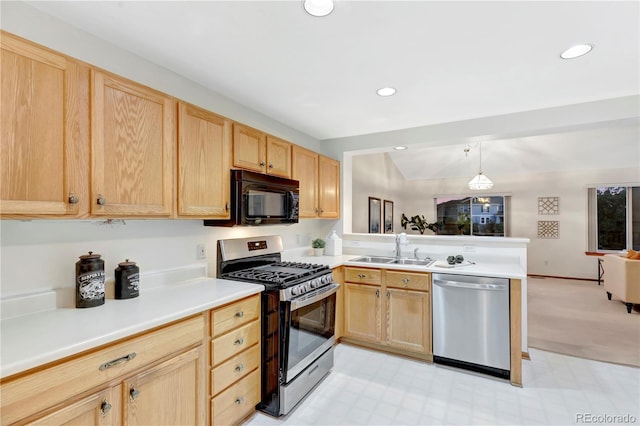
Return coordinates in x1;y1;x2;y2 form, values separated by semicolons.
204;169;300;227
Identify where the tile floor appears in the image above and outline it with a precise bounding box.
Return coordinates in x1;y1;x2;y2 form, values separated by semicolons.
244;344;640;426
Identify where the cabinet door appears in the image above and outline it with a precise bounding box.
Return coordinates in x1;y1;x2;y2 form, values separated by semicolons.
1;32;89;217
177;102;231;218
318;155;340;218
344;283;381;343
123;346;205;426
292;145;318;218
266;136;292;178
91;70;174;217
333;267;345;340
28;386;121;426
385;288;431;354
233;123;266;173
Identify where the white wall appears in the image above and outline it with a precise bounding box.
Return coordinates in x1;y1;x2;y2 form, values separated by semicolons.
352;152;638;279
351;153;412;233
0;219;337;297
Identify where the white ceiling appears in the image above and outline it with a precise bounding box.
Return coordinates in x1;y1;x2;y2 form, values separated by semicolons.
388;123;640;181
21;0;640;178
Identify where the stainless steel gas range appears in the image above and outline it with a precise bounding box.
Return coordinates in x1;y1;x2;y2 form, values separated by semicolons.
217;235;338;417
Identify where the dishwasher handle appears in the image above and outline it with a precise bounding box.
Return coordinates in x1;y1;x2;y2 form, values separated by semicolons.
433;279;507;291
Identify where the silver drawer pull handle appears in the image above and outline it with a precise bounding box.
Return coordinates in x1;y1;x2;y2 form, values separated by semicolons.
234;337;244;346
68;192;79;204
235;311;244;318
235;364;244;372
235;396;244;405
129;386;140;400
100;400;112;416
99;352;136;371
403;278;410;283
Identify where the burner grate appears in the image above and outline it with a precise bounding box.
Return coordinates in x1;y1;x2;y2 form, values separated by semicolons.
223;261;330;286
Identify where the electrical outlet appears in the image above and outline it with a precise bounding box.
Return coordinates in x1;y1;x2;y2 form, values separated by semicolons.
197;243;207;260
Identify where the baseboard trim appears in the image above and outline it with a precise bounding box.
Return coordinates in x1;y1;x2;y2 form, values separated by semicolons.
528;274;597;282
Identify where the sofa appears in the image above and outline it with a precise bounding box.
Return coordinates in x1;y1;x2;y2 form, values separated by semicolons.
603;254;640;313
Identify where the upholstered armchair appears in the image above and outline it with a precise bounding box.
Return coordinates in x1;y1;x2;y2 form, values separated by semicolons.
603;254;640;313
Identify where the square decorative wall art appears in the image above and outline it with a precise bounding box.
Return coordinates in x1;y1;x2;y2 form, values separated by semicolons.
538;197;559;215
537;221;559;239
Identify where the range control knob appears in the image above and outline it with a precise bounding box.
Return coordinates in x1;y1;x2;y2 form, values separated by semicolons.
290;287;299;296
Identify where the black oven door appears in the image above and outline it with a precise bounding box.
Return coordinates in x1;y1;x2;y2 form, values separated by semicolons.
281;283;338;383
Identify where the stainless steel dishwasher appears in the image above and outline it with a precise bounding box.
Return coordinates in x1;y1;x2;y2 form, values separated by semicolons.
432;273;511;379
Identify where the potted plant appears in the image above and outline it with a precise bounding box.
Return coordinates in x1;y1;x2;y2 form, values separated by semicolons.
311;238;326;256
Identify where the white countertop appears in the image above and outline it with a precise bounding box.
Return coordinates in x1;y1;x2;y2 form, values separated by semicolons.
2;251;525;379
0;278;263;378
283;252;526;280
343;258;527;279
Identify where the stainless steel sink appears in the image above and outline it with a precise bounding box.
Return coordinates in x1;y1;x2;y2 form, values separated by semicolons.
349;256;434;266
349;256;396;264
389;258;433;266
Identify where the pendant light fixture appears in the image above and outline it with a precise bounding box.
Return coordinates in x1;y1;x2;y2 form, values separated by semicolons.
468;142;494;190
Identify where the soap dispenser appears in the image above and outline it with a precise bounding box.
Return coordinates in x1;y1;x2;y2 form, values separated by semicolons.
325;230;342;256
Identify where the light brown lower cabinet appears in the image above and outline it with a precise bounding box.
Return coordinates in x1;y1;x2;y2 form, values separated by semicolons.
27;386;122;426
210;294;261;426
343;267;432;359
0;316;206;426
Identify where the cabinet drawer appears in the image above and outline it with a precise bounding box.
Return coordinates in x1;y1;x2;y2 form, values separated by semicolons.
211;368;260;426
211;294;260;337
211;343;260;396
1;315;204;425
385;270;430;291
344;267;381;285
211;320;260;366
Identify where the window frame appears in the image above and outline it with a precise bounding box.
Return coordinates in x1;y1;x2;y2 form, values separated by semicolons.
587;185;639;252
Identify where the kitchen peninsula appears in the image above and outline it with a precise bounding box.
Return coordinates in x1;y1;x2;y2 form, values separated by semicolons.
282;232;529;387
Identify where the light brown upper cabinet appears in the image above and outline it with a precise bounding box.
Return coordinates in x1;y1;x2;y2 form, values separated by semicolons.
292;145;319;217
177;102;231;218
232;123;292;178
265;135;292;178
91;70;175;217
0;31;89;218
292;147;340;219
318;155;340;218
233;123;266;173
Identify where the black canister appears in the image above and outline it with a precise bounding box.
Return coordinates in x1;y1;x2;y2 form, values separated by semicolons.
75;252;105;308
115;259;140;299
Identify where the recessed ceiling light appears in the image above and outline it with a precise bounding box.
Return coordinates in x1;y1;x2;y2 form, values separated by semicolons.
393;146;408;150
303;0;334;17
377;87;396;97
560;44;593;59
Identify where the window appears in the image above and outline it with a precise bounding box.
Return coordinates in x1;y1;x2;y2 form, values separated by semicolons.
588;186;639;251
436;195;508;236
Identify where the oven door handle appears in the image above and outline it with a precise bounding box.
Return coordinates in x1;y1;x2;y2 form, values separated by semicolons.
290;283;340;311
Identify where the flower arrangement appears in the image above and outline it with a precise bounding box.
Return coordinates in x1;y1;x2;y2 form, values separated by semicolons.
400;213;442;235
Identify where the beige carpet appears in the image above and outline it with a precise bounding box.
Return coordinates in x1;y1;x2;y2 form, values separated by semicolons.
527;276;640;367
